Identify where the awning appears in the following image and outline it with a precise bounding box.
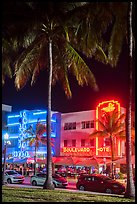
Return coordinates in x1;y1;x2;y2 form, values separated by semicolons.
53;156;99;166
74;157;98;167
53;156;79;166
114;155;135;165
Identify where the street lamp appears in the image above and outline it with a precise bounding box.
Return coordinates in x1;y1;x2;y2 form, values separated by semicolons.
2;133;11;185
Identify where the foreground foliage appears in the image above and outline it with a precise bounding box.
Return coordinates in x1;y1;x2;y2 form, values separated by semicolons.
2;186;135;202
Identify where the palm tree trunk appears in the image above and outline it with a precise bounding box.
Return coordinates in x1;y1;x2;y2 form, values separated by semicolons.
2;144;7;185
124;2;135;198
34;145;37;175
110;136;114;179
43;38;54;189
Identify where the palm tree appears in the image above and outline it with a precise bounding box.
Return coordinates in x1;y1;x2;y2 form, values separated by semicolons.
90;109;126;179
23;121;53;175
69;2;135;198
4;3;99;190
124;2;135;198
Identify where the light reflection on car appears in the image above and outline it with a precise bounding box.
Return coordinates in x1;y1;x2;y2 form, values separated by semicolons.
76;174;125;195
30;173;68;188
4;170;25;184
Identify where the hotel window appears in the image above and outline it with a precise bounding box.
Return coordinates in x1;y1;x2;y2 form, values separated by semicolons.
8;126;19;134
64;140;68;147
90;139;94;147
64;122;76;130
81;120;94;129
81;139;85;147
72;139;76;147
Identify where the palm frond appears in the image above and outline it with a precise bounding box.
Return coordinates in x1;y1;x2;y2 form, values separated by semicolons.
52;40;72;98
22;136;34;143
90;130;108;138
36;123;46;136
108;4;127;67
14;34;47;90
29;138;36;146
65;42;99;91
24;130;34;136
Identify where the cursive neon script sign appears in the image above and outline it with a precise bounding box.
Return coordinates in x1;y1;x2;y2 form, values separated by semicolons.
101;103;115;112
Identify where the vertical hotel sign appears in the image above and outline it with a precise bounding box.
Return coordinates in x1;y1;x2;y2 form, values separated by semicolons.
96;100;120;156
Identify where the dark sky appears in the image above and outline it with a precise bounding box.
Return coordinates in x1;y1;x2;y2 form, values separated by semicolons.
2;43;135;113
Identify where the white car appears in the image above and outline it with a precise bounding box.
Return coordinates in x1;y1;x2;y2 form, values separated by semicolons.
4;170;25;184
30;173;68;188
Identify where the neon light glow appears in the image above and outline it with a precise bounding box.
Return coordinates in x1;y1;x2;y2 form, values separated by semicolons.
12;150;30;158
6;109;59;158
96;104;99;155
97;146;110;152
8;115;20;118
118;140;121;156
63;147;91;153
9;136;18;139
96;100;121;156
18;111;28;150
101;103;115;112
12;150;55;158
33;111;47;115
28;119;56;123
8;122;20;126
43;133;56;137
96;137;98;155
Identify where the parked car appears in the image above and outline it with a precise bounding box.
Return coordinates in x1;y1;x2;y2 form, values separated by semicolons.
76;174;125;195
4;170;25;184
30;173;68;188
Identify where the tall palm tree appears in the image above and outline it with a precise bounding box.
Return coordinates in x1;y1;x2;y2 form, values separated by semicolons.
90;109;126;179
5;3;99;189
124;2;135;198
69;2;135;198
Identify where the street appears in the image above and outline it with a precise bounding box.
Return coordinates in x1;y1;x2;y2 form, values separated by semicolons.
22;176;77;190
4;176;126;198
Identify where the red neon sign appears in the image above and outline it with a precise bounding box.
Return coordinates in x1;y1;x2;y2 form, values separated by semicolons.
101;102;115;112
96;100;120;130
97;146;110;152
62;147;95;156
95;100;121;156
63;147;91;153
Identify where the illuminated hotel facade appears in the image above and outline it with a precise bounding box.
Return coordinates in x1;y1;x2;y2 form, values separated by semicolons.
5;109;61;159
60;100;128;160
3;100;135;167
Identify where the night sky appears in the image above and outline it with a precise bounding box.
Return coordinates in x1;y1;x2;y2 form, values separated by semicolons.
2;42;135;114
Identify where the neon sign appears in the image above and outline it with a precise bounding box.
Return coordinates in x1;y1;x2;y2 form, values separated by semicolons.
96;100;120;156
18;111;28;151
12;150;30;158
101;103;115;112
97;146;110;152
63;147;91;153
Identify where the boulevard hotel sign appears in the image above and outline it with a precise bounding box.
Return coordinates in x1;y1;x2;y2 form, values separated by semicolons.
62;146;111;156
